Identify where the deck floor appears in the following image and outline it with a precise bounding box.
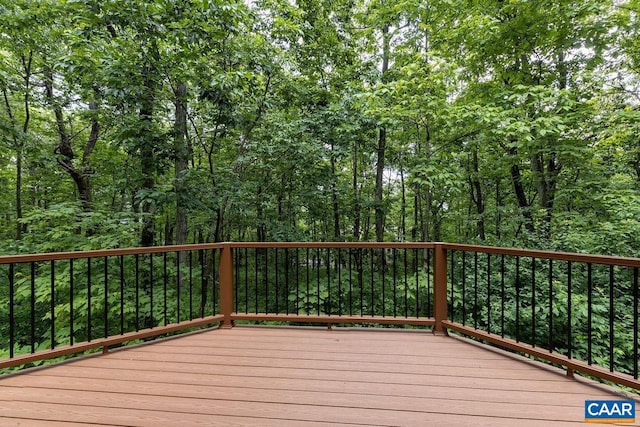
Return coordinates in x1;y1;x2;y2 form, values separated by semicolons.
0;326;638;426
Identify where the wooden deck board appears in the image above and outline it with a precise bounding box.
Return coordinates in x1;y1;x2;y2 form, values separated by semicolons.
0;326;638;426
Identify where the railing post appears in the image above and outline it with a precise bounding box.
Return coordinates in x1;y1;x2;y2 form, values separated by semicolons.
219;244;234;329
433;243;448;336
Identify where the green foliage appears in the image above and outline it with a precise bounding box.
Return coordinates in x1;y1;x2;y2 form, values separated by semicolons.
0;0;636;250
0;249;219;361
1;0;640;386
17;203;137;253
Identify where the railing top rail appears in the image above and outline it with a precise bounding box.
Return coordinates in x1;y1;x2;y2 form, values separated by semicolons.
441;243;640;268
0;243;226;264
3;241;639;268
224;242;437;249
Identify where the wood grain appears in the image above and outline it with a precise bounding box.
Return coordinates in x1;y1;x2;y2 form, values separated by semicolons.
0;326;636;426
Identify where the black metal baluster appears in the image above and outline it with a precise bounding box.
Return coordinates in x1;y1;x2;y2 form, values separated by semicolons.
515;256;520;342
349;248;353;316
29;262;35;352
426;249;431;318
359;249;363;316
245;248;249;314
403;248;408;318
200;250;205;318
306;247;310;315
634;267;638;379
135;254;140;331
370;249;375;317
587;263;592;365
317;248;322;316
275;248;279;314
120;255;124;334
609;265;614;372
381;249;385;317
172;253;176;325
177;252;181;323
265;249;269;313
254;248;259;314
327;248;331;315
501;254;505;338
51;261;56;349
462;252;466;325
70;259;74;345
9;263;14;357
487;254;491;334
189;251;193;320
162;252;168;326
474;252;478;329
104;257;108;339
212;249;217;315
87;258;92;342
295;248;300;315
338;248;342;316
393;248;397;318
414;248;419;317
567;261;572;359
531;257;536;347
285;248;290;315
548;259;553;352
150;253;154;328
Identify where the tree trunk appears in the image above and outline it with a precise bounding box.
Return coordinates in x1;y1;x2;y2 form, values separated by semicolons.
509;152;535;234
174;82;189;247
412;193;419;241
530;49;566;240
256;186;266;242
18;52;31;239
330;142;340;241
164;215;174;246
495;179;502;240
44;68;94;213
400;165;406;240
374;24;390;243
352;140;361;241
469;149;486;240
15;152;23;240
352;141;363;291
634;137;640;183
2;80;27;240
421;124;432;242
375;128;386;242
139;59;158;247
423;187;431;241
531;153;548;238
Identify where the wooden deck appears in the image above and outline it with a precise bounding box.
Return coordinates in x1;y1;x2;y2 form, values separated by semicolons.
0;326;638;426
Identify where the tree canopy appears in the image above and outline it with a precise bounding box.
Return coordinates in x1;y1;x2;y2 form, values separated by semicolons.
1;0;639;256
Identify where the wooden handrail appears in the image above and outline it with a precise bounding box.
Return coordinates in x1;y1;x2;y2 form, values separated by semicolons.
0;243;225;264
225;242;437;249
441;243;640;268
3;241;636;267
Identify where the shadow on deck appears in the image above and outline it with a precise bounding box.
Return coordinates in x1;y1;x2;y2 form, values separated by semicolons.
0;326;637;426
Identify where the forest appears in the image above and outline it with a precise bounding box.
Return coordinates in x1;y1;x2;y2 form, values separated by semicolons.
1;0;639;257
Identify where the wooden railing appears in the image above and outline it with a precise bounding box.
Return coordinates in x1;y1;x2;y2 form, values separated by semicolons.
0;244;225;369
2;242;640;391
219;242;438;329
440;243;640;391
